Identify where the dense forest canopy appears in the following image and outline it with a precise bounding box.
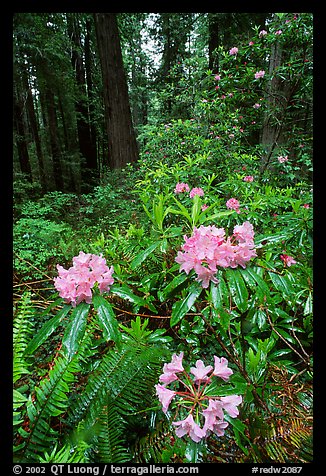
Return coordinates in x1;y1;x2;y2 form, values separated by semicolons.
13;12;312;193
13;12;313;465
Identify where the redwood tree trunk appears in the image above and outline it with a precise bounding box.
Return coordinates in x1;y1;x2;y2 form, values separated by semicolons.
67;14;98;176
14;84;33;182
45;88;64;190
94;13;139;169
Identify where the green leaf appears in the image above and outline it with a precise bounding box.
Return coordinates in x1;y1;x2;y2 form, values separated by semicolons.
93;294;121;347
130;241;162;270
62;303;90;358
159;272;189;301
210;276;229;308
304;292;312;315
191;194;202;226
110;284;157;313
25;305;71;355
253;309;267;330
170;282;203;327
225;269;248;312
202;210;234;223
268;271;294;297
240;267;270;299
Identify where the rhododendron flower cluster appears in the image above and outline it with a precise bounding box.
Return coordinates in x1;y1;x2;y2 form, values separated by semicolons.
174;182;190;194
54;251;114;306
229;46;238;55
226;198;241;213
155;352;242;442
189;187;204;198
243;175;254;182
254;70;265;79
280;254;297;267
278;155;289;163
175;222;257;288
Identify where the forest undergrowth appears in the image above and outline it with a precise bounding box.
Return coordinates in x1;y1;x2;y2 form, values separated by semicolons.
13;12;313;464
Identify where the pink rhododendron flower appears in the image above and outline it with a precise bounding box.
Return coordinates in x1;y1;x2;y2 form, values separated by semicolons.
213;356;233;381
233;221;255;243
174;182;190;194
189;187;204;198
54;252;114;307
172;414;206;443
214;74;221;80
249;41;254;46
175;222;256;288
278;155;288;163
275;29;283;35
190;359;213;383
280;254;297;267
220;395;243;417
202;399;229;436
253;103;261;109
259;30;267;37
255;70;265;79
226;198;241;213
244;175;254;182
229;47;238;55
156;354;242;443
155;384;176;413
162;352;184;374
303;204;310;209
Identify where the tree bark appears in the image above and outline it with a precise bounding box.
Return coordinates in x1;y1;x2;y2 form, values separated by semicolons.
208;13;219;74
14;84;33;182
67;14;98;176
45;87;64;190
94;13;139;169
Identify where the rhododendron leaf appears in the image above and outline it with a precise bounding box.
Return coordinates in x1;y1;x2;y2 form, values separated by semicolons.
202;210;234;223
110;284;157;313
191;194;202;226
225;269;249;312
93;294;121;348
210;276;228;308
268;271;294;297
224;414;250;454
159;272;190;301
240;267;270;300
170;282;202;327
130;241;161;270
62;303;90;358
184;439;202;463
25;305;71;355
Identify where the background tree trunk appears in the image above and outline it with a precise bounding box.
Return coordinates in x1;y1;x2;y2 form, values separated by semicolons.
44;87;64;190
14;83;33;182
94;13;139;169
67;13;98;186
208;13;219;74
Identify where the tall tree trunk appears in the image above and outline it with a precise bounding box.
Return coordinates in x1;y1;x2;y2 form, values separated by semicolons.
85;17;98;165
94;13;139;169
14;84;33;182
208;13;219;74
23;72;46;191
45;88;64;190
67;14;98;181
260;42;286;173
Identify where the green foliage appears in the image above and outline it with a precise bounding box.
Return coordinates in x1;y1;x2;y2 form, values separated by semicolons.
13;12;312;465
13;292;35;383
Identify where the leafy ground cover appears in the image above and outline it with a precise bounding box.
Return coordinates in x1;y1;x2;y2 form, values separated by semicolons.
13;12;313;464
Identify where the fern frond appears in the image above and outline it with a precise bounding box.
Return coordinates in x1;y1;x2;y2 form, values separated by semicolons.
20;353;81;462
95;398;130;463
13;292;35;383
132;418;173;463
68;342;165;462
